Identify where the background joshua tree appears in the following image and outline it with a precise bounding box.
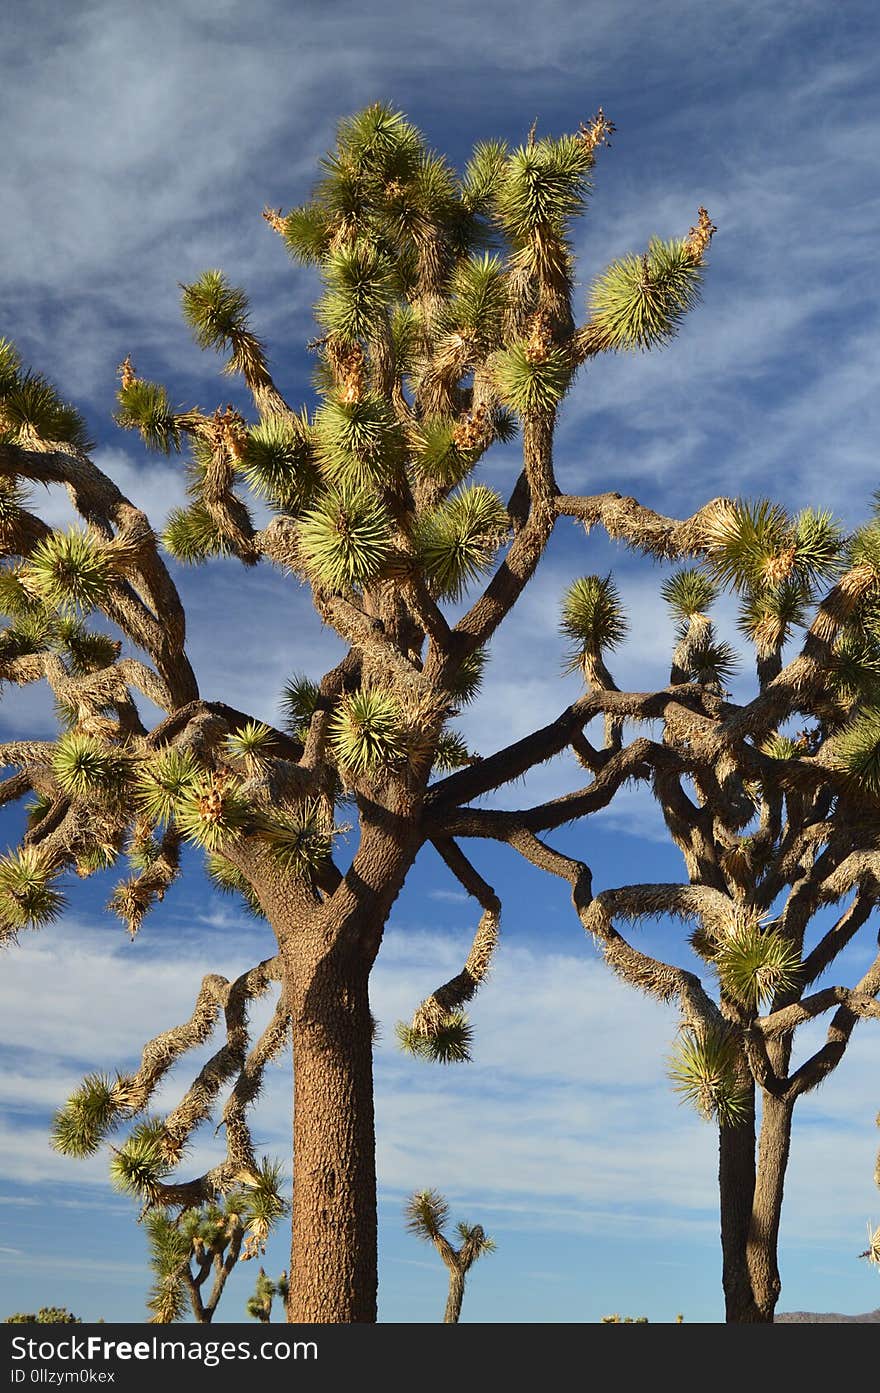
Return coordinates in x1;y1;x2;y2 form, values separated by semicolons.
405;1189;494;1322
0;101;725;1323
246;1268;289;1323
515;498;880;1323
4;1308;83;1324
142;1164;286;1323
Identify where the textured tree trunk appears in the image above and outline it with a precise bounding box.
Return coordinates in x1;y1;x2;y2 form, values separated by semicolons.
718;1082;794;1323
718;1091;761;1323
746;1094;794;1322
444;1268;465;1324
284;944;378;1323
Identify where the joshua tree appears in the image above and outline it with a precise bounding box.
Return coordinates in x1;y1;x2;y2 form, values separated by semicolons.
0;101;724;1322
405;1189;494;1322
143;1167;286;1323
528;500;880;1322
246;1268;289;1323
4;1308;83;1324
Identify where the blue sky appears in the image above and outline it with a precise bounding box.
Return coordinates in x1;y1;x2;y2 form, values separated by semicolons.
1;0;880;1323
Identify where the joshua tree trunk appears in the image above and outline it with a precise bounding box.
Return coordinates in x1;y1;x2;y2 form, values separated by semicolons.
444;1270;466;1324
284;943;379;1323
718;1093;759;1322
718;1080;795;1323
746;1095;794;1322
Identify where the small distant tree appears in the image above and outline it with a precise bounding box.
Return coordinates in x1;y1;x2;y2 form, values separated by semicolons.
245;1267;288;1323
405;1189;495;1323
600;1313;649;1323
143;1163;286;1323
4;1308;82;1324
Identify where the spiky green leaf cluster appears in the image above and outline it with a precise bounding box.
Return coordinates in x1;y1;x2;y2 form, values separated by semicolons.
396;1012;474;1064
560;574;628;670
51;1074;121;1157
109;1118;173;1198
226;721;275;770
115;379;180;454
330;688;407;775
0;370;91;449
828;628;880;707
434;253;507;353
415;485;509;601
0;846;65;932
280;673;321;741
432;728;472;774
830;706;880;798
668;1025;750;1128
683;636;739;688
705;501;843;597
174;776;252;851
256;800;334;878
849;519;880;577
22;530;113;614
181;270;249;355
162;504;235;564
316;242;396;342
238;415;318;512
447;647;488;706
588;239;704;351
298;485;393;591
713;922;802;1010
52;733;131;800
313;394;402;485
493;136;595;240
660;568;717;624
761;733;801;762
492;341;573;416
405;1188;449;1240
134;747;203;826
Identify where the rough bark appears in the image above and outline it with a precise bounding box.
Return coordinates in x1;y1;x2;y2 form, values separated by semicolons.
284;942;379;1323
444;1270;466;1324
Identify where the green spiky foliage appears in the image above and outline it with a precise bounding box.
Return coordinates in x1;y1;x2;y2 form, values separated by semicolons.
0;847;65;933
330;688;407;775
162;504;235;564
246;1267;287;1323
280;673;321;740
226;721;274;770
667;1025;750;1128
415;485;509;601
180;270;260;377
492;340;573;416
432;728;472;774
405;1188;449;1239
298;485;393;591
52;733;131;800
22;530;113;614
109;1118;173;1199
51;1074;121;1157
134;747;203;826
4;1308;84;1325
830;706;880;798
0;371;91;450
313;393;403;486
560;574;628;672
316;242;397;342
395;1012;473;1064
448;647;487;706
704;501;844;597
238;414;318;512
588;239;706;352
115;379;181;454
173;775;252;851
661;568;718;625
256;800;335;879
713;921;802;1010
683;636;739;688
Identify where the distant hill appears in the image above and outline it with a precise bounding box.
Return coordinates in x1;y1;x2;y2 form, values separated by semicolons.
775;1308;880;1323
